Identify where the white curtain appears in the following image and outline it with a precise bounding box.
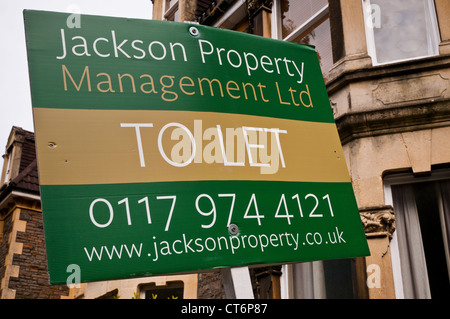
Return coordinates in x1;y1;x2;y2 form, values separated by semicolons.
439;181;450;279
391;184;431;298
291;261;326;299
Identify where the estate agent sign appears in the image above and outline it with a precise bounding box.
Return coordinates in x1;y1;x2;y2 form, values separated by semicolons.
24;10;369;284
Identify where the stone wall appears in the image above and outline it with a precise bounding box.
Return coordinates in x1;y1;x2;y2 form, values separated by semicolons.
0;211;13;295
1;208;69;299
197;271;226;299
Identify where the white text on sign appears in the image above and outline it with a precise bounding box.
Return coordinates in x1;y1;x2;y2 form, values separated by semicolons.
120;122;287;174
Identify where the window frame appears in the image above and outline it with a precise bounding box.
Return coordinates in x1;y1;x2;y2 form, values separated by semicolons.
273;1;329;42
383;169;450;298
362;0;441;66
139;280;184;299
164;0;179;21
272;0;332;78
1;154;12;184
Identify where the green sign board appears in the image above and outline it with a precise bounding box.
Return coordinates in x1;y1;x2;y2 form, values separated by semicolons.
24;10;369;284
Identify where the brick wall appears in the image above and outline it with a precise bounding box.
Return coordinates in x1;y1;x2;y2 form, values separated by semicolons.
6;208;69;299
0;212;14;296
197;271;226;299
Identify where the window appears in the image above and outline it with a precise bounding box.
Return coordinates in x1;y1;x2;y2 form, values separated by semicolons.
279;0;328;39
362;0;440;65
289;259;356;299
96;289;119;299
385;170;450;298
164;0;179;21
273;0;333;79
141;281;184;299
2;154;12;184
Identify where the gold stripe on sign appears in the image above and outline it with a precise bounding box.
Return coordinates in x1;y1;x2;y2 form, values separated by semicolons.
33;108;350;185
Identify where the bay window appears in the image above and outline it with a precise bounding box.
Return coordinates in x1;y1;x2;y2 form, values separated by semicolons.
362;0;440;65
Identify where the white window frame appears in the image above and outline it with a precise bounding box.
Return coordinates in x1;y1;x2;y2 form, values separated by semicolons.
383;169;450;298
164;0;179;21
2;154;12;184
271;0;329;41
362;0;441;66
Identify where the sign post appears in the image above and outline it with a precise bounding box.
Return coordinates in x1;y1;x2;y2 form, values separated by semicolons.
24;10;369;285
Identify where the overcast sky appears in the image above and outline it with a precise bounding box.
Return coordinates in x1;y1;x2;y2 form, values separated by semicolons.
0;0;153;169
